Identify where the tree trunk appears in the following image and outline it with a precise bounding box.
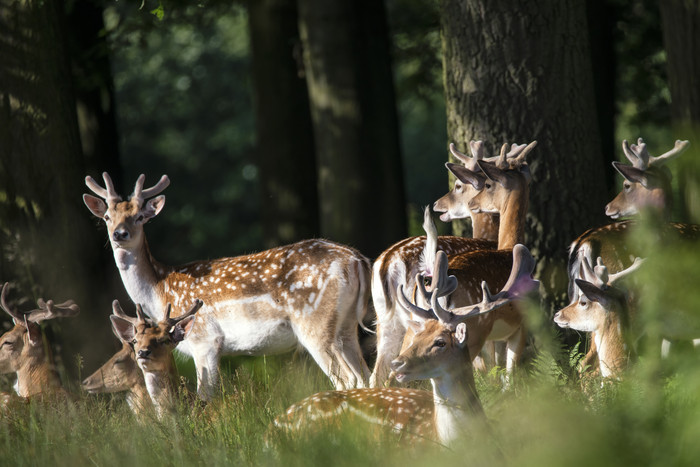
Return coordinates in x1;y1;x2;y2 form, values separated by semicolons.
249;0;319;248
440;0;608;311
0;0;115;376
659;0;700;223
298;0;407;259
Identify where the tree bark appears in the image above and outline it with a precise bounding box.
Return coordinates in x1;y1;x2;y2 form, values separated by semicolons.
249;0;319;248
298;0;407;259
440;0;608;311
0;0;115;374
659;0;700;222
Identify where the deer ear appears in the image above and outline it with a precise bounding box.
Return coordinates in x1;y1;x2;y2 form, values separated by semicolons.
406;319;423;334
612;162;648;187
143;195;166;219
575;279;612;309
169;315;196;344
25;320;43;346
446;163;484;189
454;322;468;347
83;194;108;218
476;160;508;185
110;316;136;343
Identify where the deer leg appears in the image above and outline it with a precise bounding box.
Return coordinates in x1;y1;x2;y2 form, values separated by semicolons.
504;327;526;388
192;347;221;401
336;327;371;388
369;315;406;388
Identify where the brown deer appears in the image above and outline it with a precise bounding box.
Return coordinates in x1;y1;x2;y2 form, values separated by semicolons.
370;141;533;387
82;302;151;415
0;282;79;400
274;244;538;446
110;299;203;418
83;173;371;398
567;138;699;368
554;257;643;378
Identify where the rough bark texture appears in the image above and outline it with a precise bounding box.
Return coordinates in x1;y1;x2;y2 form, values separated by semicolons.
440;0;608;311
298;0;407;259
659;0;700;222
249;0;320;248
0;0;115;374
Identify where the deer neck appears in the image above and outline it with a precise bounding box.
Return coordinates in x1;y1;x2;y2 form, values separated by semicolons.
142;356;180;418
15;359;62;398
595;314;628;378
430;352;484;444
497;185;529;250
113;238;167;321
126;380;152;415
471;212;500;242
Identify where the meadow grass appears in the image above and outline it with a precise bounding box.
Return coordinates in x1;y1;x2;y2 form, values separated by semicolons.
2;222;699;466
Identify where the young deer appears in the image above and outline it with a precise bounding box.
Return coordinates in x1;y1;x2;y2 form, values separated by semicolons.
83;173;371;398
370;141;533;387
0;282;79;400
554;257;643;378
82;304;151;415
275;244;538;446
110;299;203;418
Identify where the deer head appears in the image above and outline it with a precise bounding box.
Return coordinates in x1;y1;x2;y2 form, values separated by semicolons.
83;173;170;250
605;139;689;219
434;141;532;222
0;282;79;377
110;299;202;374
554;256;643;332
392;244;539;381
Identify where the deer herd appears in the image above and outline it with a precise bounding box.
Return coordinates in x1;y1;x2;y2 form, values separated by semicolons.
1;136;697;447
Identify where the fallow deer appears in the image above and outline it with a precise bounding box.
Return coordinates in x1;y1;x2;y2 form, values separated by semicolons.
110;299;202;418
83;173;372;398
408;142;537;383
554;257;643;378
370;141;533;387
274;244;538;446
567;139;699;368
82;305;151;415
0;282;79;400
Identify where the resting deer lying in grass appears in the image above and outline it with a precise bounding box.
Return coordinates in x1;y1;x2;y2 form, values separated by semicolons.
0;282;79;402
82;303;151;415
554;257;643;378
110;300;203;419
83;173;371;398
370;141;534;387
567;139;699;367
275;245;538;446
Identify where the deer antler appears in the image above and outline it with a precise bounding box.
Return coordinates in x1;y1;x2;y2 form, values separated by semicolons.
165;299;203;327
27;298;80;323
449;142;484;170
85;172;122;205
580;256;644;290
112;300;139;326
0;283;24;322
607;257;644;285
621;138;689;170
131;174;170;206
396;284;436;322
415;251;458;303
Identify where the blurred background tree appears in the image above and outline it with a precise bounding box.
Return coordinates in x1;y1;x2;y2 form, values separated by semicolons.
0;0;694;380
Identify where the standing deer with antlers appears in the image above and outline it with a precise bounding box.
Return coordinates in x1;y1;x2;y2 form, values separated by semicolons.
0;283;80;400
275;244;538;445
554;257;644;378
83;173;371;399
567;139;699;369
369;141;533;387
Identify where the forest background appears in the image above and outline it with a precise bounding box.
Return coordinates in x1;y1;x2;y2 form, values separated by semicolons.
0;0;698;379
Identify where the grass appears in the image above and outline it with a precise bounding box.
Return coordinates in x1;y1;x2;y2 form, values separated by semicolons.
2;221;700;466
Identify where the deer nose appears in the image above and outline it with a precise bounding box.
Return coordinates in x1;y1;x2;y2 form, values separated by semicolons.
112;229;130;242
390;359;405;372
137;349;151;359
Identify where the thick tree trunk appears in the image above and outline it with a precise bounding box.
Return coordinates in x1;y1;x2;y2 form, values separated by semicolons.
0;0;114;375
659;0;700;222
249;0;319;248
440;0;608;311
298;0;407;259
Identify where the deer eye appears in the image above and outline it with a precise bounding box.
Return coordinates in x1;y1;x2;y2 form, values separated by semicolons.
104;214;110;221
485;182;492;189
433;339;446;348
580;300;587;307
136;215;145;222
624;182;631;192
1;341;14;348
455;183;462;191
